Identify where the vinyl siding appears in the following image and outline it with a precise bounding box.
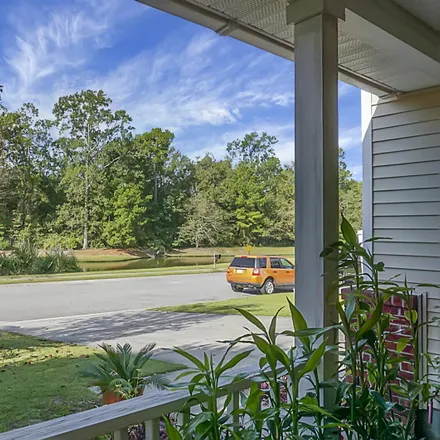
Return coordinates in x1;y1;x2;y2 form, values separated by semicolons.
370;89;440;386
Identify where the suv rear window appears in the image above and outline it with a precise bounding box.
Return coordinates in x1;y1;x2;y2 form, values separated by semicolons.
230;257;256;268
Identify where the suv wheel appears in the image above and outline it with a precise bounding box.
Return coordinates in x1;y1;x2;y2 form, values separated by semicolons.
260;278;275;294
231;284;244;293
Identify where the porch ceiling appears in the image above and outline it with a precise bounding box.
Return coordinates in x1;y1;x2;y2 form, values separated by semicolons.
137;0;440;97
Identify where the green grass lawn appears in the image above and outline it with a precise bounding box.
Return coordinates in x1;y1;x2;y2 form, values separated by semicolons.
0;264;229;285
153;292;295;317
0;332;184;432
169;246;295;258
71;246;295;262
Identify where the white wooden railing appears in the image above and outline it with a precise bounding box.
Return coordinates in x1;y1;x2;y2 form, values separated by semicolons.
0;367;257;440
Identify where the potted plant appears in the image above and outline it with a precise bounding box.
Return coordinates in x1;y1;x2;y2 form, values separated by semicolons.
82;342;166;404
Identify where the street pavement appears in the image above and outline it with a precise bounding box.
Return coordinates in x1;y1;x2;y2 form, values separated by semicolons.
0;273;294;367
0;272;239;322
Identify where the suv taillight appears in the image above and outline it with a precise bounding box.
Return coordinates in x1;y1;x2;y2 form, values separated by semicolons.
252;268;260;276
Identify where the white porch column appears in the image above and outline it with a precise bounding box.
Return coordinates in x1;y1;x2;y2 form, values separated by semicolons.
287;0;344;400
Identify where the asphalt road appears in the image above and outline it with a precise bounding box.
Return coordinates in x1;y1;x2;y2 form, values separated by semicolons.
0;273;239;322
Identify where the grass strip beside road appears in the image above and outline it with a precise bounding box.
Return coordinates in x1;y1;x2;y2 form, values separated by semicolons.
0;332;184;432
71;246;295;262
152;292;295;317
0;263;229;285
169;246;295;258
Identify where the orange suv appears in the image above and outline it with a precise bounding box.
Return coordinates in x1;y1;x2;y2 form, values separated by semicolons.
226;255;295;294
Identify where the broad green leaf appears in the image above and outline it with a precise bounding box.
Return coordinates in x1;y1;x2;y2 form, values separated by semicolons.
282;326;336;338
287;298;307;331
163;417;183;440
370;390;394;412
404;310;418;323
298;338;327;378
345;294;356;321
270;344;290;368
356;301;383;340
390;384;408;397
174;347;205;371
236;308;268;335
217;349;253;375
185;412;212;435
336;300;350;333
408;381;423;400
396;337;411;353
341;215;357;246
269;307;283;343
252;334;271;357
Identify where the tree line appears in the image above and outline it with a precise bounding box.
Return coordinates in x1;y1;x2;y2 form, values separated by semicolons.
0;89;362;251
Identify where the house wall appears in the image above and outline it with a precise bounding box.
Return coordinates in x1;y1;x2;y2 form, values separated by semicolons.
362;88;440;389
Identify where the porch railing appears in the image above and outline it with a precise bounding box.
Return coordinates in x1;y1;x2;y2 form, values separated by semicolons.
0;366;257;440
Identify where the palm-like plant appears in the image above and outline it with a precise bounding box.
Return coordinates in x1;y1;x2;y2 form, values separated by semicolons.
82;342;167;401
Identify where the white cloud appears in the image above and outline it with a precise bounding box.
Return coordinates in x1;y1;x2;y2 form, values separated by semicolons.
339;82;358;98
350;165;363;181
0;0;361;168
1;0;144;115
339;126;361;150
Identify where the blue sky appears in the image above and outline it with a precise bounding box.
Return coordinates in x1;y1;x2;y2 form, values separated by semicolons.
0;0;362;178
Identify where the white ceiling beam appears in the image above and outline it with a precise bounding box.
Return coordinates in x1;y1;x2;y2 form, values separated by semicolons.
136;0;400;96
343;0;440;91
136;0;295;61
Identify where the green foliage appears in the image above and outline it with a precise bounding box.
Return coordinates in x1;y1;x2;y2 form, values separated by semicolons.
0;241;80;275
53;90;133;249
81;342;166;399
0;89;362;251
339;149;362;232
166;219;439;440
178;193;226;248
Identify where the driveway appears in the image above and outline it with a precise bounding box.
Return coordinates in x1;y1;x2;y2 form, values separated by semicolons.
1;309;293;366
0;272;238;322
0;273;293;367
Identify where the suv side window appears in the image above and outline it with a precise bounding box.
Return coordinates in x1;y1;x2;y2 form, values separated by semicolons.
270;258;282;269
280;258;294;269
258;257;267;269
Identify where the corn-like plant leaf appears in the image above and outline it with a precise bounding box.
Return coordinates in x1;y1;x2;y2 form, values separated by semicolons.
298;338;327;379
269;307;283;343
287;298;307;332
217;349;253;375
396;337;411;353
236;308;268;335
174;347;205;371
404;310;418;324
341;215;357;246
408;381;423;400
345;294;356;321
163;416;183;440
356;301;383;341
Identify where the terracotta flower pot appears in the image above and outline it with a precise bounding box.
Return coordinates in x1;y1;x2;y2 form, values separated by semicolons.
101;387;145;404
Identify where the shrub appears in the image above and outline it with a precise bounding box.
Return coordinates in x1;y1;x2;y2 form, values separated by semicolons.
81;342;166;401
0;242;80;276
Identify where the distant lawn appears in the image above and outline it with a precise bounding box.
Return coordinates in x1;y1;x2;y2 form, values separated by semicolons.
72;246;295;262
170;246;295;258
0;264;229;285
0;332;184;432
152;292;295;317
72;249;144;262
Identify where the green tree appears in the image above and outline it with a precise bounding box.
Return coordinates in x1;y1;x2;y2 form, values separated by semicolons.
226;132;282;245
100;128;193;249
0;103;54;239
339;148;362;232
179;193;225;248
264;163;295;243
53;90;132;249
